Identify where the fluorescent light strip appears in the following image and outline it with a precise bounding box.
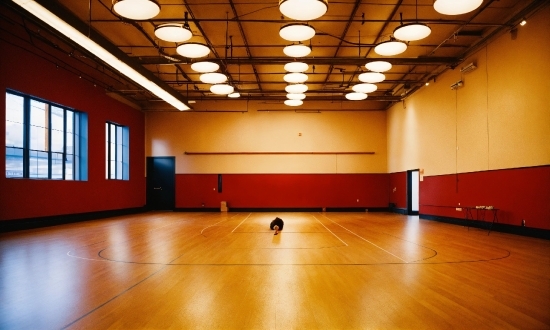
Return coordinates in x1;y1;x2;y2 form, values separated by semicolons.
13;0;190;111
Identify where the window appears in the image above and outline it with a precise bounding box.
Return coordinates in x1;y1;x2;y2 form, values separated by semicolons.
5;90;87;180
105;122;129;180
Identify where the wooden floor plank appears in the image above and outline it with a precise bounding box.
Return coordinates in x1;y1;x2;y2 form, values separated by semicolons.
0;212;548;329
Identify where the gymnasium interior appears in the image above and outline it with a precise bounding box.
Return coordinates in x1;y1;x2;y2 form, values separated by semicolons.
1;0;549;329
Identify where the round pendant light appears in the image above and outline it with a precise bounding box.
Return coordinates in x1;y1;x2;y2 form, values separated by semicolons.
374;39;407;56
284;99;304;107
283;44;311;58
176;42;211;58
113;0;160;20
279;23;316;42
358;72;385;83
365;61;392;72
434;0;483;15
287;93;306;100
284;73;308;83
284;62;309;73
279;0;328;21
191;61;220;73
352;83;377;93
394;23;431;41
285;84;308;94
200;72;227;84
210;84;234;95
228;92;241;98
345;92;368;101
155;24;193;43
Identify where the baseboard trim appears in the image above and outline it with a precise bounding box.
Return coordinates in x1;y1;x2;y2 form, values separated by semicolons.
389;207;407;215
0;207;147;233
419;214;550;240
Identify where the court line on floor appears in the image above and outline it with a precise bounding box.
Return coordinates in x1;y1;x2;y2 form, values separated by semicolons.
200;213;245;236
231;213;252;233
320;213;407;263
312;215;348;247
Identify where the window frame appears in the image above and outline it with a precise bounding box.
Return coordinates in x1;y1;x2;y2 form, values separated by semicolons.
105;121;129;180
5;89;87;180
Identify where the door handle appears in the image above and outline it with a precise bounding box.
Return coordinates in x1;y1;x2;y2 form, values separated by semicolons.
154;187;162;190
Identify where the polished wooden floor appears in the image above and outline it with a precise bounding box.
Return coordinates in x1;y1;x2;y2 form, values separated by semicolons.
1;212;549;329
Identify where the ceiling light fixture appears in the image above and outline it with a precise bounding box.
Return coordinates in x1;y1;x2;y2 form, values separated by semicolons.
12;0;189;110
345;92;368;101
283;43;311;57
394;23;431;41
155;12;193;43
228;92;240;98
199;72;227;84
279;0;328;21
520;19;527;26
210;84;234;95
352;83;377;93
284;99;303;106
191;61;220;73
374;37;407;56
279;23;316;42
393;3;431;41
365;61;392;72
358;72;385;83
176;42;211;58
285;84;308;94
284;73;308;83
284;62;309;73
287;93;306;100
434;0;483;15
112;0;160;20
155;23;192;43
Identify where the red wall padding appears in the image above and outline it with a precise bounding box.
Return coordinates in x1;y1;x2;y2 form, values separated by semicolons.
389;171;407;209
420;166;550;229
176;174;390;209
0;30;145;221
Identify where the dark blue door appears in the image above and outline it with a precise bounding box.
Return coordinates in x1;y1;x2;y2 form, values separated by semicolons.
146;157;175;210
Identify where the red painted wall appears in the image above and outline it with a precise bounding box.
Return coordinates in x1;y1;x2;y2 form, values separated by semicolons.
176;174;389;209
420;166;550;230
0;31;145;221
389;171;407;209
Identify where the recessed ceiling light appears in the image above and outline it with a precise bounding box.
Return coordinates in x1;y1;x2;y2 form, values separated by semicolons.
285;84;308;94
287;93;306;100
284;99;304;106
176;42;211;58
279;23;316;42
284;62;309;73
279;0;328;21
433;0;483;15
155;23;193;43
358;72;385;83
374;39;407;56
365;61;392;72
113;0;160;20
352;83;377;93
284;73;308;83
191;61;220;73
200;72;227;84
345;92;368;100
283;44;311;58
394;23;431;41
210;84;234;95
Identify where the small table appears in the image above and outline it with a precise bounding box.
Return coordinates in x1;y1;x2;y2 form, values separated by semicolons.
464;206;499;235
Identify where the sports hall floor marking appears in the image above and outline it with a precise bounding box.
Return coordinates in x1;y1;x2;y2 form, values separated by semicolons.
200;212;244;235
312;215;349;246
321;213;408;263
230;212;252;233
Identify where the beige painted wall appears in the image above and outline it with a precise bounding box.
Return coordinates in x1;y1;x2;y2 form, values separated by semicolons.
146;106;387;174
388;5;550;175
